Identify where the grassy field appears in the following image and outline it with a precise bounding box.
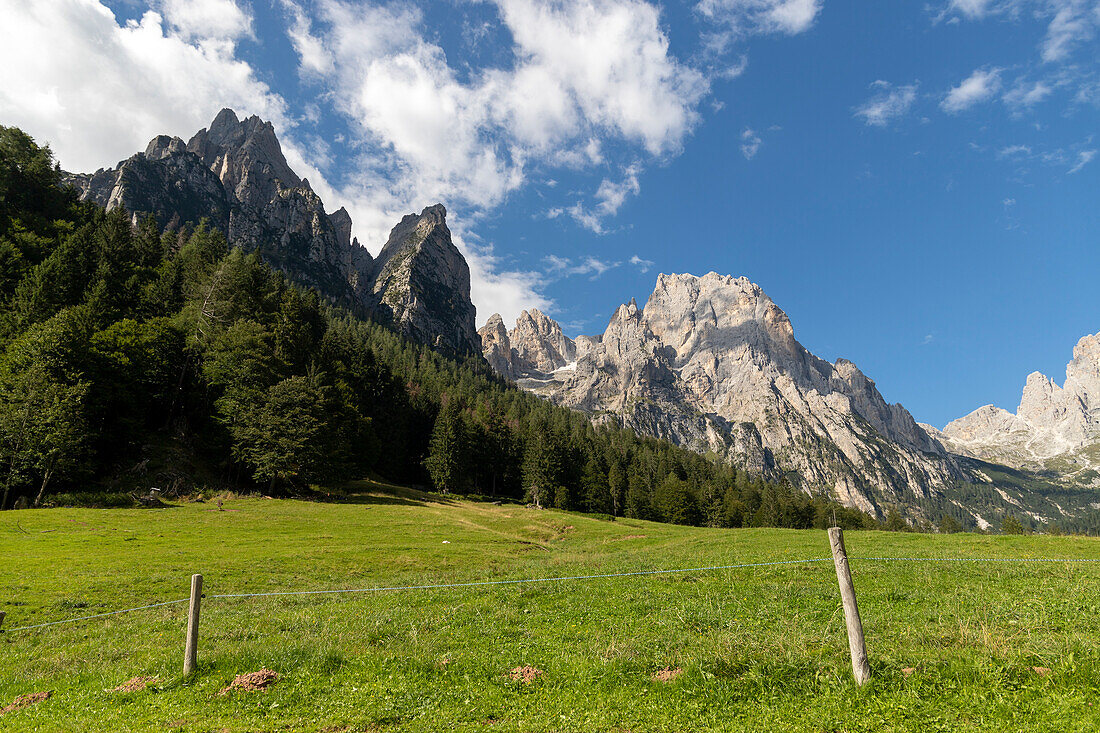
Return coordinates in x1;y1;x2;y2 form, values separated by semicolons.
2;482;1100;732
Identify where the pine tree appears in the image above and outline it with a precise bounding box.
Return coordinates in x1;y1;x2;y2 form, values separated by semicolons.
425;399;466;494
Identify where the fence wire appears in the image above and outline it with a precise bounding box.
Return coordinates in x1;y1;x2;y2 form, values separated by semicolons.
5;554;1098;633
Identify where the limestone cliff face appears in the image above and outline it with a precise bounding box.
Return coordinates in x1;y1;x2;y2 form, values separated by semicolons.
483;272;967;514
937;331;1100;482
65;109;370;301
63;109;478;356
478;314;516;379
368;204;480;356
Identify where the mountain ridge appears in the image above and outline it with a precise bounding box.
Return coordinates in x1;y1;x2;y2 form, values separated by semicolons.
63;109;480;356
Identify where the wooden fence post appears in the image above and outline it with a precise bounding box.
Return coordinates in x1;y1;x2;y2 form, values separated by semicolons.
828;527;870;685
183;574;203;675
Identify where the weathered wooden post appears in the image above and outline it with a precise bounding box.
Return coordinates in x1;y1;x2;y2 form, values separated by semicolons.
828;527;870;685
183;574;203;675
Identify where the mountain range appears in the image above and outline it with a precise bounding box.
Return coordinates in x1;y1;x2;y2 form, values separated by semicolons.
64;109;479;357
64;109;1098;528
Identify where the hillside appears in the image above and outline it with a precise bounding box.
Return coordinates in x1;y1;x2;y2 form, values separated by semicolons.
2;490;1100;731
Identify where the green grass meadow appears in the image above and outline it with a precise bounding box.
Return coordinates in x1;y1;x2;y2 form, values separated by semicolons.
3;482;1100;732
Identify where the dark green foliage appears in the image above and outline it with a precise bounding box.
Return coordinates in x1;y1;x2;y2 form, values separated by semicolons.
0;126;887;530
1002;514;1026;535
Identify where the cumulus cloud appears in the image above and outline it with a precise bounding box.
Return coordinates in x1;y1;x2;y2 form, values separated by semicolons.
699;0;823;36
159;0;252;41
941;68;1002;112
0;0;286;174
854;80;919;126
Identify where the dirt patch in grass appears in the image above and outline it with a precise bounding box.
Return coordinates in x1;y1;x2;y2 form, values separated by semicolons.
219;669;279;695
1032;666;1051;676
1;691;50;715
653;667;683;682
112;676;158;693
509;666;542;684
901;667;916;677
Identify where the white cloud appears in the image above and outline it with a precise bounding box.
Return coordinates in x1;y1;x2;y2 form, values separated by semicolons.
278;0;333;77
946;0;998;19
158;0;252;41
1002;79;1052;108
740;127;762;158
0;0;286;175
459;236;553;327
998;144;1032;157
1042;1;1097;62
595;165;642;215
941;68;1002;112
854;80;919;126
543;255;621;278
566;165;643;233
629;254;655;272
1068;149;1096;173
699;0;823;35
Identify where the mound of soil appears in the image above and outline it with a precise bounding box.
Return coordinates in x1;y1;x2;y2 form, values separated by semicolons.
653;667;683;682
112;676;158;693
1;691;50;715
509;666;542;684
219;669;280;695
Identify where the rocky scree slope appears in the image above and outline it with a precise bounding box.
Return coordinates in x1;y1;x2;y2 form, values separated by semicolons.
483;272;977;516
929;331;1100;486
64;109;479;356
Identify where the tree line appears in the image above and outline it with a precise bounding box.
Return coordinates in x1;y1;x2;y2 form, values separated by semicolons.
0;124;893;531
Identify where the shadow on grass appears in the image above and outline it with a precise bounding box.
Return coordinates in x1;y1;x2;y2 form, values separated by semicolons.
328;478;455;508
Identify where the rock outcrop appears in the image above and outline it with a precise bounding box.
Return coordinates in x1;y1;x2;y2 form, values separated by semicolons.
936;331;1100;482
367;204;480;356
484;272;970;514
64;109;478;356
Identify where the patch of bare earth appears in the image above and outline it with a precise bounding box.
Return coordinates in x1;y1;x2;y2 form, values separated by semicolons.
1;691;50;715
653;667;683;682
1033;666;1051;676
219;669;280;695
901;667;916;677
510;666;542;684
112;676;158;693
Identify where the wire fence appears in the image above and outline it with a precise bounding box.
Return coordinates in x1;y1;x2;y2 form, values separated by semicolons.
5;554;1099;634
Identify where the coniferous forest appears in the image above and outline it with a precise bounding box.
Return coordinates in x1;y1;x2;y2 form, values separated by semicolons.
0;125;878;529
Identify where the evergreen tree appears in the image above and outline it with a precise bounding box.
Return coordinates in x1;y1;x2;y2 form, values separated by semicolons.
425;399;466;494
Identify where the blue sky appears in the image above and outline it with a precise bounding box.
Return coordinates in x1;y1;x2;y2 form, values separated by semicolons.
1;0;1097;428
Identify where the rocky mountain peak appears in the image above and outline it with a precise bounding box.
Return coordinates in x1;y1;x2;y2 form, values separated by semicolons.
64;110;478;359
329;207;353;249
483;271;967;513
368;204;479;356
511;308;577;373
144;135;187;161
478;314;515;378
937;330;1100;477
187;108;300;203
